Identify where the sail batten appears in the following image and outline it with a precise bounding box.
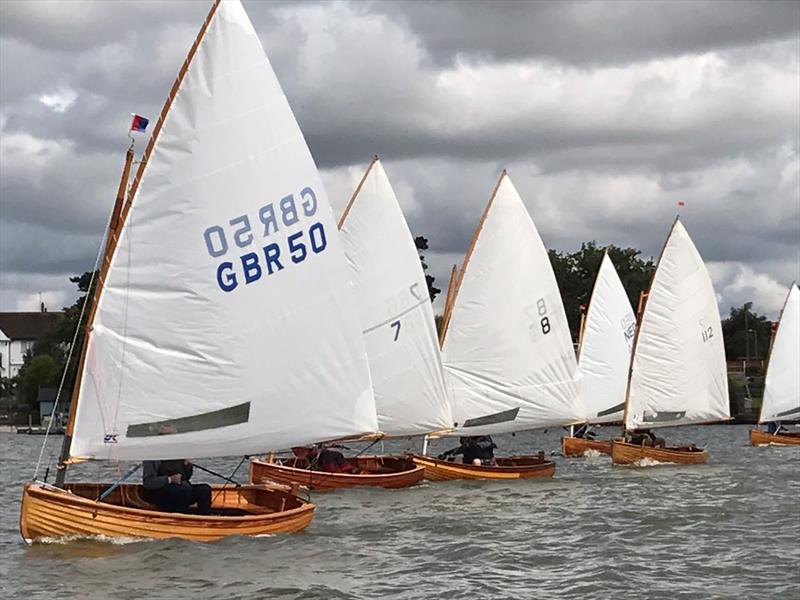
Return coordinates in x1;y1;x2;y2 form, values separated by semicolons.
441;174;583;436
339;160;452;437
578;253;636;424
69;0;377;461
759;283;799;423
624;219;730;430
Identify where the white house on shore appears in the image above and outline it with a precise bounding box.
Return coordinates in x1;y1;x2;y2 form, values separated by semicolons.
0;309;64;379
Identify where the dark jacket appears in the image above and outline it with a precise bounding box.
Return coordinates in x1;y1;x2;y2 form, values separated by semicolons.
143;460;193;491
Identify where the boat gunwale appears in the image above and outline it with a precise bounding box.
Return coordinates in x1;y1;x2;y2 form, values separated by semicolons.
22;481;314;523
408;453;554;474
250;455;424;481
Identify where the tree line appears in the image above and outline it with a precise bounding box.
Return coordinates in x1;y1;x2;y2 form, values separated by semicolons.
4;239;775;413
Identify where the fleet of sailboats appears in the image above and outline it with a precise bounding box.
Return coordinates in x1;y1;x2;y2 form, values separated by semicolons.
562;252;636;457
18;0;798;545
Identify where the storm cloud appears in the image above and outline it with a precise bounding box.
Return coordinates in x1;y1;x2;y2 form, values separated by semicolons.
0;0;798;318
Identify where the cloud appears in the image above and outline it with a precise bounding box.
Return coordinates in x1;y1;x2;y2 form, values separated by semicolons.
0;0;797;319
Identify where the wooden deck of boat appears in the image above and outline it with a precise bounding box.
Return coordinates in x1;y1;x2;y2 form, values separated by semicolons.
249;455;424;491
20;482;314;543
561;436;612;457
610;440;708;465
749;429;800;446
409;454;555;481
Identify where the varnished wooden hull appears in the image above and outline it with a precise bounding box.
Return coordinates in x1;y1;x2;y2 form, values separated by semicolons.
561;436;612;457
20;481;314;544
249;455;424;491
610;440;707;465
409;454;555;481
749;429;800;446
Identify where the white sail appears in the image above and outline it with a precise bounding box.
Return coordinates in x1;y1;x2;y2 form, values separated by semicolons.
441;173;582;436
578;253;636;425
338;159;452;436
69;0;378;461
624;218;730;430
759;283;800;423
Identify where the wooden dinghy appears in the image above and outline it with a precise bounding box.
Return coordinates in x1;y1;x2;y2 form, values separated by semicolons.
749;429;800;446
561;436;612;457
20;482;313;543
409;453;555;481
20;0;382;544
250;455;424;492
610;440;707;465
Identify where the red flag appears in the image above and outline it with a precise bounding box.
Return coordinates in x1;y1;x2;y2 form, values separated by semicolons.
678;200;685;207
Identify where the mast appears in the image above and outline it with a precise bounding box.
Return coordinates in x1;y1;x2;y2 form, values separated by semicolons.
55;0;222;487
338;155;379;229
439;170;506;345
439;264;458;347
620;217;676;434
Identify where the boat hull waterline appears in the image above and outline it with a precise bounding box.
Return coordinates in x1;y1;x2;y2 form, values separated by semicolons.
409;454;555;481
249;456;424;492
610;440;708;465
561;436;612;457
20;482;314;543
749;429;800;446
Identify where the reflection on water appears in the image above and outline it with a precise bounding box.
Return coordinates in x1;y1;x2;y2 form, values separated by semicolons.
1;425;798;599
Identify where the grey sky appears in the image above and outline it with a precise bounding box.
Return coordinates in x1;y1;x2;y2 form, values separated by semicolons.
0;0;798;317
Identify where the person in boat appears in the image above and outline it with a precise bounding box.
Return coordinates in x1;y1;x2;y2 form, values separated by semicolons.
142;459;212;515
293;445;359;474
766;421;787;435
627;429;666;448
573;423;597;440
438;436;497;465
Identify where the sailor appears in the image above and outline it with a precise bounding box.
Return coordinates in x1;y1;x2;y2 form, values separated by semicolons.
142;459;212;515
627;429;665;448
438;436;497;465
573;423;597;440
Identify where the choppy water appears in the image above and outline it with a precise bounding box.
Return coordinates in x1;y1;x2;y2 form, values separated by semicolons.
1;425;798;599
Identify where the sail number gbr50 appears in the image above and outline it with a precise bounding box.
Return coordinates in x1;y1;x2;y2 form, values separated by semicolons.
203;187;327;293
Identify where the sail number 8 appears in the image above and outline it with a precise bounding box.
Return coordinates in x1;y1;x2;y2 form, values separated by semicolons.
537;298;551;334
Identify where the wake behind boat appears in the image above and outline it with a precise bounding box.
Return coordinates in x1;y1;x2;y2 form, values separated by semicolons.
20;0;379;543
611;218;730;466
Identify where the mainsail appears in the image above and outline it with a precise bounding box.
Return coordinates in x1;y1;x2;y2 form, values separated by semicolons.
68;0;377;461
441;172;582;436
338;158;452;436
578;252;636;424
624;218;730;430
758;283;800;423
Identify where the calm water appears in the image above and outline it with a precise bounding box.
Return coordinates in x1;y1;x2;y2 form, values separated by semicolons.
1;425;797;599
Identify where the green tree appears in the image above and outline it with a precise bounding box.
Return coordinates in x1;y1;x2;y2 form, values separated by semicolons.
18;354;61;409
414;236;440;302
549;242;655;341
721;303;772;362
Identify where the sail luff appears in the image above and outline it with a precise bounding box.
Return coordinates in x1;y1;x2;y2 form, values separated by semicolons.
61;1;222;468
621;218;676;431
758;283;800;423
439;170;506;345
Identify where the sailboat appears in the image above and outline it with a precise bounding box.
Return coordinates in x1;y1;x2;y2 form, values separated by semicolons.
611;218;730;465
410;172;583;480
20;0;379;543
562;252;636;457
250;157;452;490
749;283;800;446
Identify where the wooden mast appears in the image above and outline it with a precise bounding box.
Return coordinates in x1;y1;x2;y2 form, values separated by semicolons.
438;264;458;347
338;155;379;229
438;170;507;346
619;216;679;434
55;0;222;487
